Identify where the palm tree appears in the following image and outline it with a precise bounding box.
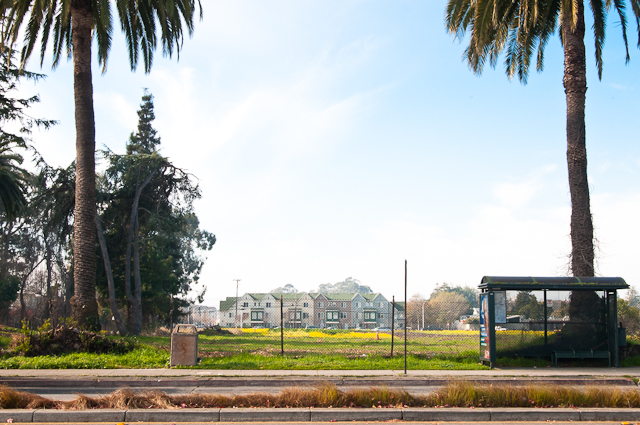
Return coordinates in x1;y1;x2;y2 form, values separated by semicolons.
0;0;201;329
0;139;28;220
445;0;639;278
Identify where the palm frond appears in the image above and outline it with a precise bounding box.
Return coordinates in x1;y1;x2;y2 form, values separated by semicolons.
93;0;114;73
589;0;607;78
611;0;631;64
628;0;640;46
536;0;561;71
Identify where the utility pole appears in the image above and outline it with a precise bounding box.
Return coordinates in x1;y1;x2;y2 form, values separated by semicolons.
234;279;241;329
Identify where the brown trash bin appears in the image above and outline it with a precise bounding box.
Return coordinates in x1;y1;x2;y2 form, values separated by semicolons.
170;324;198;366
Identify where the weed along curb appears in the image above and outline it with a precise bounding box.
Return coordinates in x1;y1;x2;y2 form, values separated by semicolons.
3;408;640;422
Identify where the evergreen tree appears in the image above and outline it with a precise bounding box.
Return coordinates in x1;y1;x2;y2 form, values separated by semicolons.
96;92;215;335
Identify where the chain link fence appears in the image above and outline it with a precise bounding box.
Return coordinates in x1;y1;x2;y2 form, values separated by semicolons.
3;290;639;365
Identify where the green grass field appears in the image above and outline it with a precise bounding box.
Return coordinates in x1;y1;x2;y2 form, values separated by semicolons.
0;326;629;369
141;328;481;358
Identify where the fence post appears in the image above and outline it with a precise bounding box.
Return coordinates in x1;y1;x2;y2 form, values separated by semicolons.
169;295;174;331
391;296;395;357
280;295;284;356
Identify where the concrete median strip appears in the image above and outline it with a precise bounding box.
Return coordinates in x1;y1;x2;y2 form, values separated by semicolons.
126;408;221;422
0;407;639;422
33;408;126;422
220;407;310;422
403;407;491;421
310;407;402;422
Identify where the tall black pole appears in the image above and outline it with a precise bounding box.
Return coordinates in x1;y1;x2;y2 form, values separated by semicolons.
404;260;407;375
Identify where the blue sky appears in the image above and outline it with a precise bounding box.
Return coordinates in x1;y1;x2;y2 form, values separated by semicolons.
19;0;640;307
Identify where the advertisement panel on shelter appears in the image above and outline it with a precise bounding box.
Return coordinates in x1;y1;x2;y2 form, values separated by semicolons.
479;294;490;360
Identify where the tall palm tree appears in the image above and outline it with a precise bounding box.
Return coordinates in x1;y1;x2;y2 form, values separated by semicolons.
445;0;639;278
0;0;201;329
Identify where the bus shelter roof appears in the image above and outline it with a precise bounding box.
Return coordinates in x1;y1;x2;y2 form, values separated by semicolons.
479;276;628;291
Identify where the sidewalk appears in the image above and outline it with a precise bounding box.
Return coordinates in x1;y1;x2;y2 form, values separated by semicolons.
0;367;639;378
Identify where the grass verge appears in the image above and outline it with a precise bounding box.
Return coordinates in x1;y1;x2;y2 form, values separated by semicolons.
3;381;640;409
185;352;487;370
0;347;168;369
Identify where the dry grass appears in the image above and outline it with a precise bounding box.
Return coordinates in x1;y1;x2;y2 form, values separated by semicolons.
3;381;640;410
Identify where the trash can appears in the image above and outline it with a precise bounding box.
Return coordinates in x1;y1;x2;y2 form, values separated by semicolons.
170;324;198;366
619;326;627;347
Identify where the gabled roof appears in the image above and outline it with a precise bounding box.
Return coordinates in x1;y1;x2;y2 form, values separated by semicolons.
269;293;306;301
323;293;357;301
247;293;269;301
219;297;237;311
394;302;405;312
361;293;383;301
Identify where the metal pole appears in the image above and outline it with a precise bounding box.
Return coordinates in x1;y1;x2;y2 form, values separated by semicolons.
234;279;241;329
422;302;425;330
543;290;548;349
404;260;407;375
280;295;284;355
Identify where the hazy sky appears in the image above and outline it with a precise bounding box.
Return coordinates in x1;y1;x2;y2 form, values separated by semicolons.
18;0;640;308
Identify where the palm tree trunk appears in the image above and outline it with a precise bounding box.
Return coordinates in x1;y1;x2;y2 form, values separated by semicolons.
563;0;601;336
69;0;99;330
563;0;594;278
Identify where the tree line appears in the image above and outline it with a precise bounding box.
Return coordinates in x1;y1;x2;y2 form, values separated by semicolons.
0;51;214;334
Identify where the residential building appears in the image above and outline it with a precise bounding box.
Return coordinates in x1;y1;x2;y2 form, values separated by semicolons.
219;291;400;329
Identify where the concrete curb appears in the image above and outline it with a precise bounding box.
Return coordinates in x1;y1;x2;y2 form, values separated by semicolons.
2;407;640;422
221;408;309;422
402;407;491;421
126;408;220;422
1;376;635;388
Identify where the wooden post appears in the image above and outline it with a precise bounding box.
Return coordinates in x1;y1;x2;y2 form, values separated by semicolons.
280;295;284;356
391;296;395;356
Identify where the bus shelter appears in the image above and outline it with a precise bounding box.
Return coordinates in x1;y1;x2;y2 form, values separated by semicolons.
478;276;628;368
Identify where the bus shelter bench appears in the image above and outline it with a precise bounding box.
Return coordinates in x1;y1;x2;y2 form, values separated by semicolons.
552;349;610;367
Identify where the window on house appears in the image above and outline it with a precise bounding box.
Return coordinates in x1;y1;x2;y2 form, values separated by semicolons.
229;313;233;318
251;311;264;321
289;310;301;321
379;302;384;308
326;311;339;321
303;302;308;307
341;302;346;308
364;311;376;321
340;312;347;319
356;302;360;308
242;302;248;307
318;302;324;308
303;312;309;319
318;312;322;319
379;313;383;319
266;302;271;307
